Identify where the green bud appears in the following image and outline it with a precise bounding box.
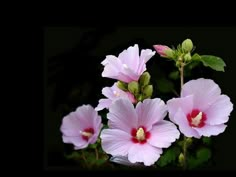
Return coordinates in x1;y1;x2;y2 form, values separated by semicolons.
182;39;193;53
128;81;139;96
142;85;153;99
184;53;191;62
165;48;175;59
117;81;128;91
139;72;151;87
178;153;184;166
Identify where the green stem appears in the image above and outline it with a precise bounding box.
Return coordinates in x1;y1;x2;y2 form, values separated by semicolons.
179;61;187;170
81;150;89;168
95;147;99;160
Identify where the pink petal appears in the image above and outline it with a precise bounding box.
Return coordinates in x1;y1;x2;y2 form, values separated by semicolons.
205;95;233;125
95;99;112;111
174;108;200;138
138;49;156;74
89;123;103;144
122;65;140;81
128;143;162;166
63;135;88;149
60;113;82;136
118;44;140;71
136;98;167;131
107;98;138;133
181;78;221;111
148;120;180;148
101;129;133;156
193;124;227;137
167;95;194;123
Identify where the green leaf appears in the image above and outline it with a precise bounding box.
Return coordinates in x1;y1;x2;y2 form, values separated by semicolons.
200;55;226;72
188;147;212;169
157;146;181;167
192;53;201;61
202;137;212;146
65;151;81;160
157;78;174;93
168;71;179;80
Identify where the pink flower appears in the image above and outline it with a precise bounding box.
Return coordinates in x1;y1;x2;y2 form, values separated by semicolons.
153;45;172;57
101;44;155;83
167;78;233;138
95;82;136;111
100;98;180;166
60;105;103;150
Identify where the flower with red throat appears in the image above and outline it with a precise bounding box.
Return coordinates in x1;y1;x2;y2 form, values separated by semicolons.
100;98;180;166
101;44;155;83
167;78;233;138
60;105;103;150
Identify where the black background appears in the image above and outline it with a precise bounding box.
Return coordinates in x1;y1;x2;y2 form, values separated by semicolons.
44;26;236;171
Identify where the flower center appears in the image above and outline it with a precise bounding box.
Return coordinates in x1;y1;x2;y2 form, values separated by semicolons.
187;109;207;128
113;90;120;97
131;126;151;144
81;128;94;141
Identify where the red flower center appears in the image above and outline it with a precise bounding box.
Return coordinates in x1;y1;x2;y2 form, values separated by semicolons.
81;128;94;141
187;109;207;128
131;126;151;144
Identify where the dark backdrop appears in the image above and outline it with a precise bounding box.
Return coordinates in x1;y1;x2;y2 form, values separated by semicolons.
44;26;236;171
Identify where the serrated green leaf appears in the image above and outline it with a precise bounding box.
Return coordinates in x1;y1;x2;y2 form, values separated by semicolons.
188;147;212;169
200;55;226;72
157;146;181;167
157;78;174;93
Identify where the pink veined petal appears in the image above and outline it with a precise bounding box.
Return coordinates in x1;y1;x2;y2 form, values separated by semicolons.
89;123;103;144
101;55;117;65
148;120;180;148
205;95;233;125
101;86;116;99
138;49;155;74
118;44;140;71
167;95;194;123
101;56;123;79
100;129;133;156
136;98;167;131
62;135;88;149
174;108;200;138
122;65;140;81
128;143;163;166
95;99;112;111
60;113;82;136
116;72;136;83
181;78;221;111
107;98;138;133
193;124;227;137
75;105;97;130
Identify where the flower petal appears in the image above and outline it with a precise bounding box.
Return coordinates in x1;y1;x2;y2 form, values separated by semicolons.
181;78;221;111
205;95;233;125
107;98;138;133
167;95;194;123
60;113;81;136
174;108;200;138
95;99;112;111
63;135;88;149
118;44;139;71
148;120;180;148
101;129;133;156
138;49;155;74
193;124;227;137
136;98;167;131
128;143;162;166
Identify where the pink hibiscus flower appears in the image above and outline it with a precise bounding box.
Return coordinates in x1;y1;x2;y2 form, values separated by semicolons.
95;82;136;111
101;44;156;83
167;78;233;138
60;105;103;150
100;98;180;166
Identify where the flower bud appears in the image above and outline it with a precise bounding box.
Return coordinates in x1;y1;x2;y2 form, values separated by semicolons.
184;53;192;62
139;72;151;87
153;45;174;58
142;85;153;99
128;81;139;96
182;39;193;53
178;153;184;166
117;81;128;91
